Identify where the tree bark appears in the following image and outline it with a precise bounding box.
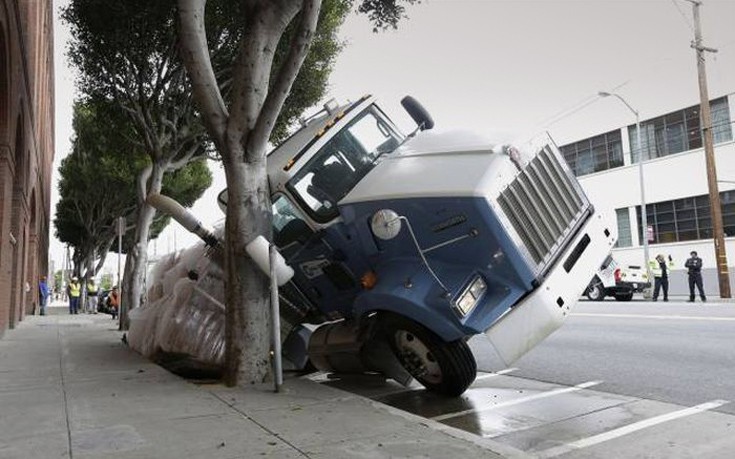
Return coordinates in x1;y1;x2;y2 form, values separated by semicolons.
222;156;272;385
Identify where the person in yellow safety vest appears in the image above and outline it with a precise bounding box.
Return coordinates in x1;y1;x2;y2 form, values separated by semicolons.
67;276;81;314
86;279;99;314
649;254;674;302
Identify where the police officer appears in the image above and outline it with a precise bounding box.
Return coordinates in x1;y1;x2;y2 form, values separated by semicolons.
684;251;706;302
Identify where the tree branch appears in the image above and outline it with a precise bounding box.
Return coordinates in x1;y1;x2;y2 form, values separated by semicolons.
138;163;153;203
169;141;202;170
250;0;322;158
178;0;228;151
228;0;300;154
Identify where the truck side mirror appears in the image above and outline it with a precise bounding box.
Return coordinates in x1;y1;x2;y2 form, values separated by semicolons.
401;96;434;131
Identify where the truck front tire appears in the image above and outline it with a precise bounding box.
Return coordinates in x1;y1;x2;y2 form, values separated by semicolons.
381;314;476;397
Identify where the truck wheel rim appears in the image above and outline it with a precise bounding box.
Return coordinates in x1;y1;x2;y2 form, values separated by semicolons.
589;284;602;299
394;330;442;384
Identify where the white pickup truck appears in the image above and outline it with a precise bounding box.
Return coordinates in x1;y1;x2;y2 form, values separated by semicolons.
586;255;650;301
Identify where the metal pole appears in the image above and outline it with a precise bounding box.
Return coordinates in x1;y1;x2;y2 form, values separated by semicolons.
269;244;283;392
635;112;652;294
689;0;730;298
117;216;123;328
599;91;651;288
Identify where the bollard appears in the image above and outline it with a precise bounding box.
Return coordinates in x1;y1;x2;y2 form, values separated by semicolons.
269;244;283;392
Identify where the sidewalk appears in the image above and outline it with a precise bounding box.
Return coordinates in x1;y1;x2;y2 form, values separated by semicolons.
0;311;524;458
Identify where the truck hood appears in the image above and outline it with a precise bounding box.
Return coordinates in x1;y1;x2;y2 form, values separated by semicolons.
341;130;518;205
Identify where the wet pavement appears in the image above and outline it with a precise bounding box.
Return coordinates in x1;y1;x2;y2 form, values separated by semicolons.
315;370;734;457
313;301;735;458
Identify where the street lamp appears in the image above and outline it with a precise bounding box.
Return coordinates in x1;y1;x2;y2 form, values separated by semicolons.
598;91;651;286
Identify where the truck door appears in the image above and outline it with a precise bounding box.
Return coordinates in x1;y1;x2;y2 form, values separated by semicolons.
272;194;360;320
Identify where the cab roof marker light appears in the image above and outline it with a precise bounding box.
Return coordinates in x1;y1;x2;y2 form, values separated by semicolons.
283;158;296;171
280;96;370;173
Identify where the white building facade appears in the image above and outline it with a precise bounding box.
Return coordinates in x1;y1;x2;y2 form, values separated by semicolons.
559;93;735;296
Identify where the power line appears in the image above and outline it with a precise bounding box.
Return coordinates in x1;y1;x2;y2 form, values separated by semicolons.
670;0;695;33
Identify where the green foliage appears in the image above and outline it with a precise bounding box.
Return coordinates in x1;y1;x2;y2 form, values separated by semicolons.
54;101;142;251
100;273;114;290
54;270;64;292
63;0;180;101
354;0;421;32
63;0;353;148
270;0;352;143
54;101;212;258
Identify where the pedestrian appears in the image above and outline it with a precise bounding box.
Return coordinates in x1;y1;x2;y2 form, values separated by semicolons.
86;278;99;314
67;276;81;314
38;276;50;316
649;254;674;302
108;285;120;320
684;251;706;302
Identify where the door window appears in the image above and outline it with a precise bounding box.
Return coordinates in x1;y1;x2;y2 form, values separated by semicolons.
272;195;313;248
288;106;402;222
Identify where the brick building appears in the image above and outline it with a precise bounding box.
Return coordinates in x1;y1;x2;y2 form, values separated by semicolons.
0;0;55;336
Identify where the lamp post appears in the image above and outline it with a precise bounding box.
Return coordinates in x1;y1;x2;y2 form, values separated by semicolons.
598;91;651;286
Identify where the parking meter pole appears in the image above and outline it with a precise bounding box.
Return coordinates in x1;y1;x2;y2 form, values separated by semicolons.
117;216;124;329
269;244;283;392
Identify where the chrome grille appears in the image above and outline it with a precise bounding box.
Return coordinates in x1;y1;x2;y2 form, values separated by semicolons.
498;145;588;267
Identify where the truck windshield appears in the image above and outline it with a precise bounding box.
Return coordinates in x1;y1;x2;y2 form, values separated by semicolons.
287;106;402;222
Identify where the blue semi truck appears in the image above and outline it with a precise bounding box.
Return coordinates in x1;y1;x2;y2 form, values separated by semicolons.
149;95;616;396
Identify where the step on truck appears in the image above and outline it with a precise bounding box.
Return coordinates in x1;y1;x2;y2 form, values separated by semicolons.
145;95;616;396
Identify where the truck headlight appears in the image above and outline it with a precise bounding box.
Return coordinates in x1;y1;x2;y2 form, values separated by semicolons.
455;276;487;316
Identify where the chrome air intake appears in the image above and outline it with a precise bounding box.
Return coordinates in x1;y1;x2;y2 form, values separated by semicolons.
498;145;590;274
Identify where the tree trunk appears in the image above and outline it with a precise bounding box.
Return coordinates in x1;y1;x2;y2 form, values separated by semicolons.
222;154;273;386
178;0;321;386
120;162;166;329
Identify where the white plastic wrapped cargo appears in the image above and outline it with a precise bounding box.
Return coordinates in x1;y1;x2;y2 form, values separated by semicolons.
128;237;226;372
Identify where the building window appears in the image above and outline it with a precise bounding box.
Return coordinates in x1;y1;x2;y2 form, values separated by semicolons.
723;190;735;237
615;208;632;248
635;190;735;244
560;129;623;177
629;97;732;162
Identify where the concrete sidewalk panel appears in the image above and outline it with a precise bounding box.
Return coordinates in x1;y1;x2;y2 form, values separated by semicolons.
304;424;504;458
0;386;67;441
245;394;428;448
66;376;230;429
0;431;69;459
207;377;360;412
71;414;299;459
62;346;170;384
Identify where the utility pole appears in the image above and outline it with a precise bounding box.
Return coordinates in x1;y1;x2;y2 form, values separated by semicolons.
688;0;731;298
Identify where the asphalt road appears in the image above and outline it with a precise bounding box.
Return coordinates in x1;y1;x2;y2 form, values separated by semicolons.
473;299;735;415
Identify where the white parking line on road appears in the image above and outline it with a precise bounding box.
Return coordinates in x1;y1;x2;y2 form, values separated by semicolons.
573;313;735;322
431;380;602;422
535;399;730;458
475;367;517;381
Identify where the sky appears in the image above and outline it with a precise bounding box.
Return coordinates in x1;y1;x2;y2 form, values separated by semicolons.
50;0;735;275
